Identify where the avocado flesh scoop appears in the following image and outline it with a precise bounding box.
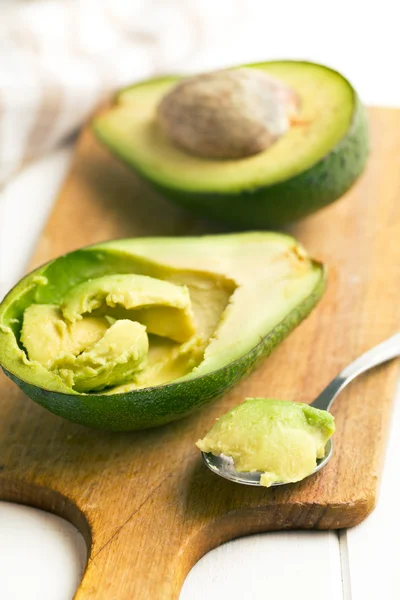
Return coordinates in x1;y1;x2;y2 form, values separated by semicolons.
197;398;335;487
20;304;110;370
61;273;196;343
20;274;198;393
53;320;148;393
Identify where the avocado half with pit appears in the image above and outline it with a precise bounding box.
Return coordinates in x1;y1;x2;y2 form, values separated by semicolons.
0;233;325;430
93;61;369;228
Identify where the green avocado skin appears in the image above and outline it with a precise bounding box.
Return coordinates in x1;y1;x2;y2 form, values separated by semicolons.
145;97;369;228
3;272;325;431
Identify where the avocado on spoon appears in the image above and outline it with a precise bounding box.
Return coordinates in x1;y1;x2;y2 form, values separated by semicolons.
199;332;400;486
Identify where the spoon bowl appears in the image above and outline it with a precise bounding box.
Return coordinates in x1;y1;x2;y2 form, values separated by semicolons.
202;439;333;487
201;331;400;486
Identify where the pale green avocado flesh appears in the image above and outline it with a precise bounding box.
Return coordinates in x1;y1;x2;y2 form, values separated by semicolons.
197;398;335;487
0;233;325;430
61;273;196;343
53;320;149;393
18;271;216;393
93;61;369;227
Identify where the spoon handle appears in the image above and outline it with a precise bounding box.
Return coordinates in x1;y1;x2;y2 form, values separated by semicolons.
311;332;400;411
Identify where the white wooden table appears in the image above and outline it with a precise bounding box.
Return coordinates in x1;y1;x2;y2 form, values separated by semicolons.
0;1;399;597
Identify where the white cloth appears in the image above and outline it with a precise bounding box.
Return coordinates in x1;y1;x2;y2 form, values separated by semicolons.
0;0;246;186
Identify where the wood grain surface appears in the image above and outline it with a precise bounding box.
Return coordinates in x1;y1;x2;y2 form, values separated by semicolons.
1;107;400;599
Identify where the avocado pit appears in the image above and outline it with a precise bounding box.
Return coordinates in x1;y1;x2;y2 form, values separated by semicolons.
156;68;300;159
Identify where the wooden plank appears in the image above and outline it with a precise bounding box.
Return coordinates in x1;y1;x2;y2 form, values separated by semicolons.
0;107;399;599
0;150;342;600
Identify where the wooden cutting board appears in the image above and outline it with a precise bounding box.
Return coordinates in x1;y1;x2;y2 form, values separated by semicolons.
1;107;400;599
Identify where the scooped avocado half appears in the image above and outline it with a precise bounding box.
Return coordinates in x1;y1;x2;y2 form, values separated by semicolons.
93;61;369;228
0;233;325;430
197;398;335;487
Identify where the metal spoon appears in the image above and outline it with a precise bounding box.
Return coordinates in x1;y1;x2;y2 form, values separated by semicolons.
202;332;400;486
